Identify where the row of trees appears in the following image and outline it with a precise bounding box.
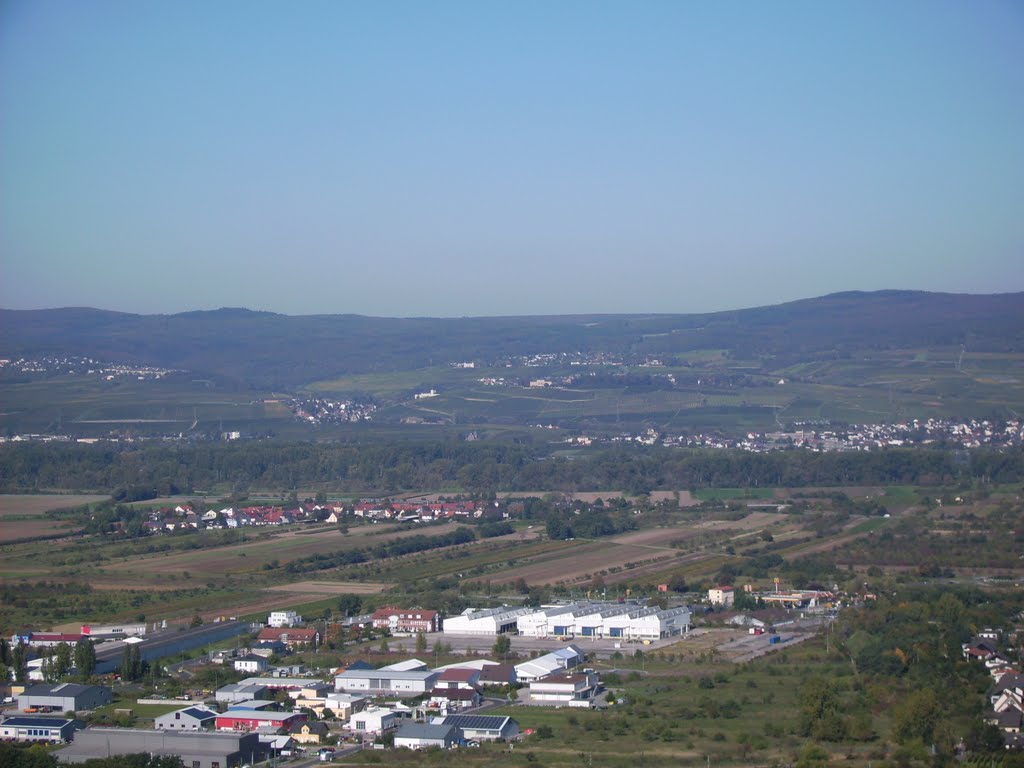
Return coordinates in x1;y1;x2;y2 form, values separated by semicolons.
0;638;96;684
5;441;1022;495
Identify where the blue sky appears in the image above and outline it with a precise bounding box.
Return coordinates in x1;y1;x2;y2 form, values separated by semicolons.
1;1;1022;317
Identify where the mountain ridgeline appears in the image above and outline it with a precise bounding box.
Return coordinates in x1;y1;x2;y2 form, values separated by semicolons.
2;291;1022;389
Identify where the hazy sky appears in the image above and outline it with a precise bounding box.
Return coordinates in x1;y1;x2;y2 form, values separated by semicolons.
1;1;1022;317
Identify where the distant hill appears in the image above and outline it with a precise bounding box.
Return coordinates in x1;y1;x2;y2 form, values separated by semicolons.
2;290;1023;389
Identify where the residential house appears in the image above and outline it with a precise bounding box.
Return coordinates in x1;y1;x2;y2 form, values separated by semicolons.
322;692;366;721
708;586;735;606
290;722;330;745
371;607;440;633
257;627;319;648
234;655;269;674
527;671;600;708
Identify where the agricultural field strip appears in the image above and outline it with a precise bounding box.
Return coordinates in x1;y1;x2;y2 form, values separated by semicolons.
95;523;472;578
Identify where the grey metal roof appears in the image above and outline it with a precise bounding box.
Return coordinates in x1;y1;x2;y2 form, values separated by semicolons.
395;723;457;740
438;715;512;732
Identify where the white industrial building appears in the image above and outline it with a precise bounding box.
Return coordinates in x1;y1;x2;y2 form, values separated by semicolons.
334;669;439;697
442;606;532;635
603;606;691;640
515;603;690;640
348;706;397;735
514;645;585;683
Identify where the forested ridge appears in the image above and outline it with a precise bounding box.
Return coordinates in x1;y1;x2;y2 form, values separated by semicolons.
3;290;1023;388
3;441;1023;495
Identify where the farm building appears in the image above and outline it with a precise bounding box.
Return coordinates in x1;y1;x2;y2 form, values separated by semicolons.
394;722;460;750
528;671;600;708
56;728;265;767
432;714;519;742
442;606;532;635
334;669;438;696
18;683;111;713
0;716;81;743
155;706;217;731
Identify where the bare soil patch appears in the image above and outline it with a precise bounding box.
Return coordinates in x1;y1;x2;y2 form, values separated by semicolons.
266;581;389;595
0;494;108;516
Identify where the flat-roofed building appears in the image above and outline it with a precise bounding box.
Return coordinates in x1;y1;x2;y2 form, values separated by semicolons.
56;728;265;767
0;716;81;743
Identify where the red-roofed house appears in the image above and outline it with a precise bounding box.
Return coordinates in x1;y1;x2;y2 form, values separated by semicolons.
371;608;440;633
257;627;320;648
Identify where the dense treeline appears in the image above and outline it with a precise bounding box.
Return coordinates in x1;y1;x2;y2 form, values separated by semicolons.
282;526;475;574
2;441;1023;495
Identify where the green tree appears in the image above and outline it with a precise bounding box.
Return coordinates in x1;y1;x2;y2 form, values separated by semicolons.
337;594;362;617
798;677;843;740
492;634;511;658
12;641;29;683
74;638;96;679
892;689;941;745
415;632;427;654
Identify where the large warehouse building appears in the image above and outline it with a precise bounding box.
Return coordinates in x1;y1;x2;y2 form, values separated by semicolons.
515;603;691;640
57;728;265;767
17;684;112;714
442;606;533;635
